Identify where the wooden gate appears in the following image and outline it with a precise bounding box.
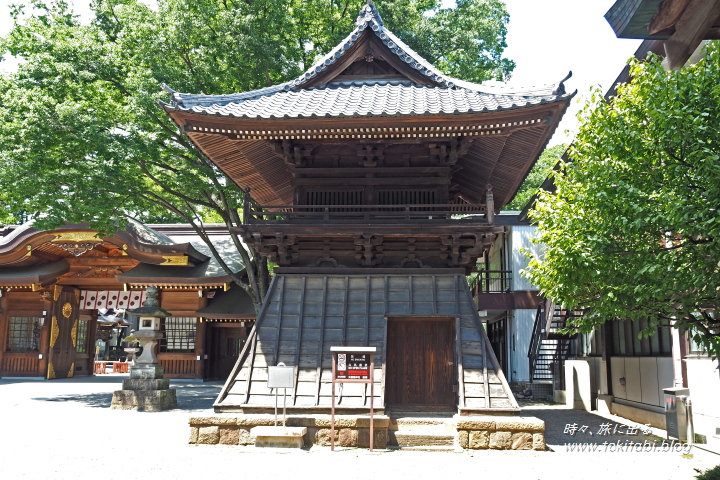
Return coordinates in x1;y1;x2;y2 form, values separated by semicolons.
386;317;455;410
47;286;80;379
206;323;248;380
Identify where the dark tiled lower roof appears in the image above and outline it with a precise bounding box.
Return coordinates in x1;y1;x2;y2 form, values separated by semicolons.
197;287;255;318
116;260;233;284
169;83;572;120
215;273;518;412
0;259;70;285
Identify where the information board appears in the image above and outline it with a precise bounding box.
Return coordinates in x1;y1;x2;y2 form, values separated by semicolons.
268;364;294;389
335;352;371;380
329;346;376;451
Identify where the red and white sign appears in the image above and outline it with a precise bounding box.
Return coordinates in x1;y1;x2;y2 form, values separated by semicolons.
79;290;146;311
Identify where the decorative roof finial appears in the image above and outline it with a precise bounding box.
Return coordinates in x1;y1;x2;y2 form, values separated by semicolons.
356;0;383;27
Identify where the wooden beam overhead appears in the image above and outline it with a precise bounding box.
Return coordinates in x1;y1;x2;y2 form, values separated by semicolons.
664;0;720;69
649;0;693;35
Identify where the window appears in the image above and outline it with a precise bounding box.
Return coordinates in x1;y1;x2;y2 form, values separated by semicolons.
572;328;603;356
7;317;41;352
75;320;89;353
160;317;196;353
611;319;672;356
226;337;245;357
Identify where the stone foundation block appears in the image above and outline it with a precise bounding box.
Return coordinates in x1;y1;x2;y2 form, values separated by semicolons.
198;426;220;445
315;428;338;446
495;418;545;432
358;428;387;448
129;364;164;379
533;433;546;451
190;416;238;426
110;389;177;411
189;427;199;444
457;430;469;449
339;428;357;447
456;419;496;430
235;416;276;427
469;430;489;449
238;428;254;445
121;378;170;391
219;426;239;445
511;432;533;450
251;426;307;448
489;431;511;449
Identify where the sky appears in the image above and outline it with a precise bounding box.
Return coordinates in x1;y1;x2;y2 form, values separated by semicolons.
0;0;642;145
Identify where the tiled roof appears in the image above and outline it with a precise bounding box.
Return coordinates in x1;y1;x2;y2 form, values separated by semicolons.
286;2;455;90
162;3;574;121
167;82;573;120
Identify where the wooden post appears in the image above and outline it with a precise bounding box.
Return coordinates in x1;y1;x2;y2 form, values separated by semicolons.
243;186;251;223
486;184;494;224
195;318;205;379
0;293;6;374
331;353;336;451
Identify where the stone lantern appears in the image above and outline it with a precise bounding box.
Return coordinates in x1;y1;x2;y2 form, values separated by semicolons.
110;286;178;411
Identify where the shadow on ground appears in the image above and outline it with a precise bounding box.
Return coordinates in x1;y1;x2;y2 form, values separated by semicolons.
523;407;663;448
26;379;223;412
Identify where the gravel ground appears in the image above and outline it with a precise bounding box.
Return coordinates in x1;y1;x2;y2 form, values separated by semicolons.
1;375;718;480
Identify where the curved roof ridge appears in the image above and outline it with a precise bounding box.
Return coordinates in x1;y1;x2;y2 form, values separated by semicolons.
285;1;456;91
166;82;575;120
452;71;575;97
161;4;574;113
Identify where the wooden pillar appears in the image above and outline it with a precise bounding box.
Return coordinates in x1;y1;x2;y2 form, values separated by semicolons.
195;319;206;379
0;292;6;374
38;293;53;377
485;184;494;224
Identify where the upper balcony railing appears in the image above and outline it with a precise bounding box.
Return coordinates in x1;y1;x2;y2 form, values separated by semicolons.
243;199;489;224
468;269;513;294
242;185;497;224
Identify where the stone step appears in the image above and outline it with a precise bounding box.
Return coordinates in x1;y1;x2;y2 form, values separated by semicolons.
389;429;456;447
388;415;456;431
388;445;459;452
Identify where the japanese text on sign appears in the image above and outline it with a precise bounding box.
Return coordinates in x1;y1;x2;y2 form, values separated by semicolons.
335;353;370;380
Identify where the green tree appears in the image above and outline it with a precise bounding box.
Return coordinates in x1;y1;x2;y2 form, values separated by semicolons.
0;0;514;309
505;143;566;211
525;43;720;358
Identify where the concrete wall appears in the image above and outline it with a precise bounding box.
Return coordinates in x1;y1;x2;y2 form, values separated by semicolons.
564;357;604;410
509;225;538;292
610;356;673;408
504;226;538;384
508;309;535;382
684;356;720;448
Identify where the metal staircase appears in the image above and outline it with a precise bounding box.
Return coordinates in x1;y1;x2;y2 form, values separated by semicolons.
528;301;578;383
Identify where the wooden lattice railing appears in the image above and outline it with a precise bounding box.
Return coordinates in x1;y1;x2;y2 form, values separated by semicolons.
159;354;198;378
1;354;40;376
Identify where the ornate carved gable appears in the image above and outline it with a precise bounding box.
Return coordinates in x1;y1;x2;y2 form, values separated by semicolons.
300;32;435;89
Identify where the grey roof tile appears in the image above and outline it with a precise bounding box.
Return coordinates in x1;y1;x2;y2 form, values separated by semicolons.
171;83;571;120
162;4;574;120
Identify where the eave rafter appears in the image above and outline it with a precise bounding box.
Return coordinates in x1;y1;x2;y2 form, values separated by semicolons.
179;113;554;142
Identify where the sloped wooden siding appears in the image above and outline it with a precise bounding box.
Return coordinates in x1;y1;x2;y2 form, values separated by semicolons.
216;273;517;412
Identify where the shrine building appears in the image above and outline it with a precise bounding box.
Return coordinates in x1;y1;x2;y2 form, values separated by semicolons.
161;0;574;433
0;220;255;380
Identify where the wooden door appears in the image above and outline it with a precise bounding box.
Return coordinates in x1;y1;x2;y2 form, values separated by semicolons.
206;324;247;380
47;287;80;379
487;318;507;375
386;318;455;410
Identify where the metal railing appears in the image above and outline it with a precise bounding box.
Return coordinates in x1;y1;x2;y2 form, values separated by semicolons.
241;186;489;223
467;269;513;293
242;202;488;225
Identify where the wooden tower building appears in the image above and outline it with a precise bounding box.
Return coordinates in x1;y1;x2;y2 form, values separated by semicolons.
162;3;574;415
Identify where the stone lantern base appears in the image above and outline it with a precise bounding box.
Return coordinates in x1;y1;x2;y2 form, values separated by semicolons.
110;364;178;411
